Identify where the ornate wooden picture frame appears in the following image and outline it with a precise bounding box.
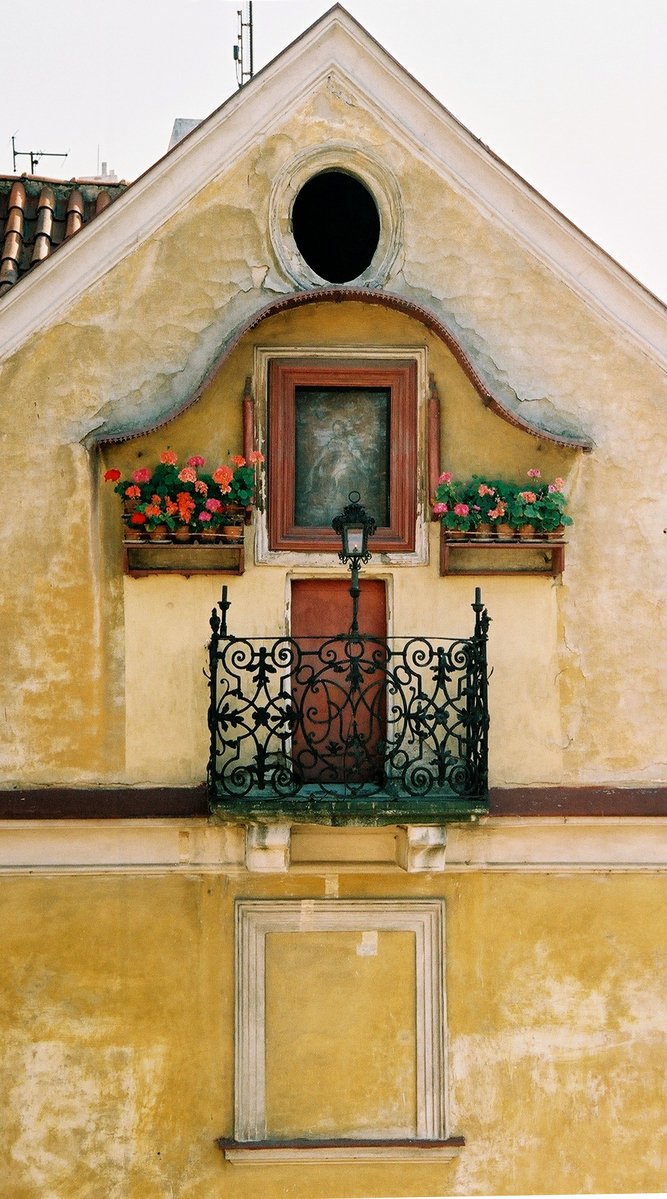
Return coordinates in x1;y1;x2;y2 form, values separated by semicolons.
267;358;418;553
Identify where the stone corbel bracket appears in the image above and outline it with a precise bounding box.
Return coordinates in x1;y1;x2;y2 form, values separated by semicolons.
243;822;448;874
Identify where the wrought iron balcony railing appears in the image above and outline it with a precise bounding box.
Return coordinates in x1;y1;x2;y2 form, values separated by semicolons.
207;588;490;824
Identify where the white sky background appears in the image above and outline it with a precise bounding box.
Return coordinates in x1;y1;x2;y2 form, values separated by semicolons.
2;0;665;300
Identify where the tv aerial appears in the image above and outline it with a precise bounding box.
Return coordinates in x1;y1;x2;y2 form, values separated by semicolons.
233;2;254;88
12;135;67;175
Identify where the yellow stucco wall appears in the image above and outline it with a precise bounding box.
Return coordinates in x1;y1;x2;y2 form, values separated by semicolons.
265;928;417;1139
1;84;664;788
2;868;665;1197
0;52;665;1199
100;302;568;788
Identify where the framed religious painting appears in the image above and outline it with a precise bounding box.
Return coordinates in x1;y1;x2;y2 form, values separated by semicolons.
267;358;418;553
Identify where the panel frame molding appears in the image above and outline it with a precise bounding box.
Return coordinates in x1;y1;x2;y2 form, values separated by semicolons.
234;897;448;1144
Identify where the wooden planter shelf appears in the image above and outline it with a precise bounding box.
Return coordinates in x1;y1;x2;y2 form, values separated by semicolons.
123;540;245;577
440;531;565;577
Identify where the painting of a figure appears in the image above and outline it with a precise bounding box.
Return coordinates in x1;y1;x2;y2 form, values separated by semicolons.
294;387;390;527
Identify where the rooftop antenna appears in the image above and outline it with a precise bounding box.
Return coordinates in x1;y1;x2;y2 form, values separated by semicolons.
233;1;254;88
12;135;67;175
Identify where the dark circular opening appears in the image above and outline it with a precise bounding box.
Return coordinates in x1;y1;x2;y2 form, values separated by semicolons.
291;170;381;283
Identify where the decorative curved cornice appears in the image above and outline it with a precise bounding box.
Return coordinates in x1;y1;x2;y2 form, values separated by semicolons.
96;287;593;450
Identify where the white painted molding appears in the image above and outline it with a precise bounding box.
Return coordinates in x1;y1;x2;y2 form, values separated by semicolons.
0;817;665;874
221;1142;462;1163
396;825;448;872
268;141;403;288
234;898;447;1142
0;11;664;367
245;822;291;872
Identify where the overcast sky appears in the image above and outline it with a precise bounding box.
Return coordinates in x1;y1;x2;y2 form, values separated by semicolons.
3;0;665;300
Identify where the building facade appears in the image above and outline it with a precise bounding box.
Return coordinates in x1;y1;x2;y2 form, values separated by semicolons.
1;9;666;1197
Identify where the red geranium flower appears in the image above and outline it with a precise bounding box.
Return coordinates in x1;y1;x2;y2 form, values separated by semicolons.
104;468;121;482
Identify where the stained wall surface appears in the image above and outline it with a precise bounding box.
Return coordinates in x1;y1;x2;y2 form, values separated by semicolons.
1;28;665;1199
0;286;664;789
0;72;664;791
2;869;665;1197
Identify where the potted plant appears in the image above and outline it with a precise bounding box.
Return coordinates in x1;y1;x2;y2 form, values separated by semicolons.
432;469;572;542
432;474;480;538
142;495;178;541
533;475;572;538
463;477;508;537
507;476;541;538
104;449;264;544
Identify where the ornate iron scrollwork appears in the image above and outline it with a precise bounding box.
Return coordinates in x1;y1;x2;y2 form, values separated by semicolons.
207;591;490;813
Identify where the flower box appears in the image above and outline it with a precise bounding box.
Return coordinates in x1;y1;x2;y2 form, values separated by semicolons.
123;542;245;578
105;449;263;574
440;527;566;577
432;469;572;539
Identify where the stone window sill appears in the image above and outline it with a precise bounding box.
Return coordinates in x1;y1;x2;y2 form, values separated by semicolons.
217;1137;465;1163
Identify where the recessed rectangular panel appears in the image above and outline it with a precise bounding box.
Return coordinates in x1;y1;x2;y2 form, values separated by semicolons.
265;929;417;1139
234;899;447;1143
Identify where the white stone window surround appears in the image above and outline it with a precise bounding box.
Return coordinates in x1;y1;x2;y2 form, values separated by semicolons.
253;344;430;567
269;142;404;290
223;897;463;1162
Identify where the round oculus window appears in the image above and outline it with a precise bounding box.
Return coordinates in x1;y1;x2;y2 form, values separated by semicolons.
291;170;381;284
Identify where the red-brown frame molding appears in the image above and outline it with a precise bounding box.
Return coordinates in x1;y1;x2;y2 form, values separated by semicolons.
267;357;418;554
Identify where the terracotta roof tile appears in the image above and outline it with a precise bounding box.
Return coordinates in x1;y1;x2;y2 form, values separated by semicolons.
0;174;128;296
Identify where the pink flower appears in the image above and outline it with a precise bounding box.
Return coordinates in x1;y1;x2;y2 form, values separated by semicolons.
178;467;197;484
194;480;209;495
132;468;151;484
549;477;564;493
438;471;453;484
519;491;537;504
160;451;178;465
205;498;222;512
527;468;541;479
488;504;506;520
198;510;212;522
478;484;495;497
231;454;246;467
248;450;264;464
432;502;448;515
453;503;469;517
187;455;205;468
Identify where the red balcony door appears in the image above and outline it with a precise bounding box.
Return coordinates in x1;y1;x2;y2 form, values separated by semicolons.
290;579;387;783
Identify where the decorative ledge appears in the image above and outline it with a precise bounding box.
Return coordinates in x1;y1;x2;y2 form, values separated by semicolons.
217;1137;465;1163
440;532;565;577
2;817;666;874
123;541;244;576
